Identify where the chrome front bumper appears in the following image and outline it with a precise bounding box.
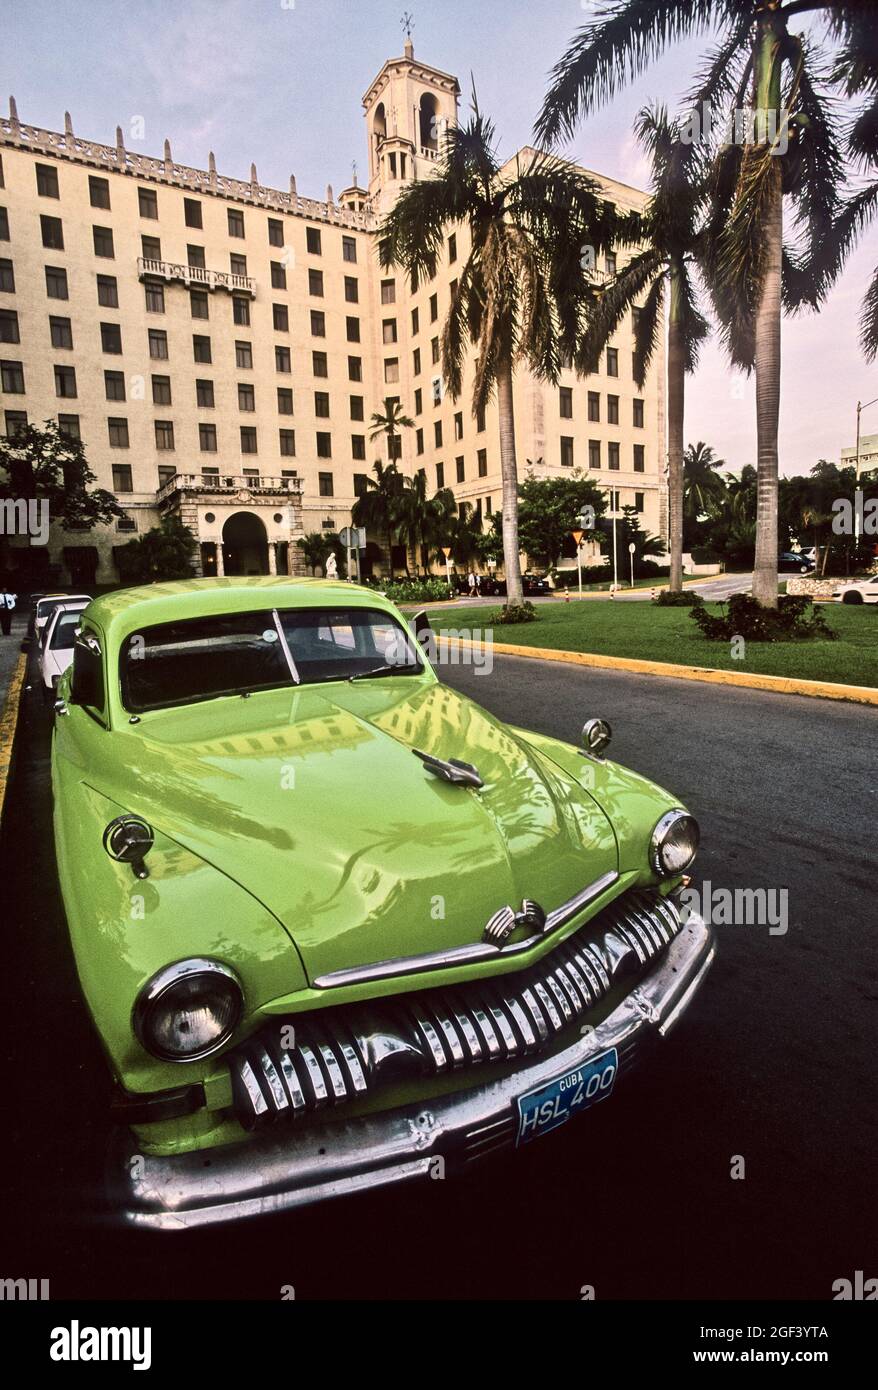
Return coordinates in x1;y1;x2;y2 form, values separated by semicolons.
115;910;714;1230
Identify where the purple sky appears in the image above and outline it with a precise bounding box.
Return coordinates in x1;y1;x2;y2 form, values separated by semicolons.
2;0;876;474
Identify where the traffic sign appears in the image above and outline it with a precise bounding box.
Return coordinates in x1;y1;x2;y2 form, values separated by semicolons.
571;529;584;546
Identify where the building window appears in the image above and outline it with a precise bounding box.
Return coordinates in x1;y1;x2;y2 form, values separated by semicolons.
633;398;644;428
350;395;364;421
235;340;253;370
384;358;399;383
142;235;161;261
41;215;64;250
89;175;110;209
108;420;129;451
4;410;26;436
432;378;442;407
310;310;325;337
152;374;172;405
454;411;463;440
100;322;122;354
379;277;396;304
414;388;422;414
199;423;217;452
0;309;19;344
448;233;457;263
0;209;8;241
276;345;291;373
352;434;366;460
318;470;334;495
233;296;251;326
346;316;360;342
560;436;574;467
112;464;133;495
192;334;211;363
93;225;114;258
44;265;66;299
588;391;600;422
0;360;25;393
278;388;294;415
228;208;245;238
456;456;465;483
436;461;445;488
240;426;258;453
271;261;287;290
268;218;284;247
633;444;645;473
139;280;163;314
238;383;255;412
189;288;208;318
353;472;368;497
158;465;176;488
315;391;330;418
49;315;72;349
279;428;296;457
311;350;328;378
434;420;443;448
589;439;601;470
606;347;619;377
54;364;76;398
36;163;60;198
607;394;619;425
149;329;169;359
431;337;440;364
97;274;118;307
230;252;247;277
196;379;214;407
430;292;438;322
105;370;125;401
306;227;322;255
342;235;357;263
138;186;158;218
411;306;419;335
316;433;332;459
308;268;324;296
413;347;421;376
189;243;206;269
476;405;486;432
57;414;80;439
605;251;617;275
155;420;175;450
345;276;359;303
634;490;645;512
477;449;487;477
560;387;573;419
184;198;203;228
608;442;620;470
415;427;424;455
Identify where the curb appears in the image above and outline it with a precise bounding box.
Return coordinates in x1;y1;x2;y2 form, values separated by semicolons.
436;636;878;707
0;650;28;827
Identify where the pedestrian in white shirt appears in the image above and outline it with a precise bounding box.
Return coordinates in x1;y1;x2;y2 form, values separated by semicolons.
0;586;16;636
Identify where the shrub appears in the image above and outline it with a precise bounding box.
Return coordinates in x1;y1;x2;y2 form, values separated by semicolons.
495;601;538;624
690;545;722;564
381;577;452;603
654;589;704;607
691;593;837;642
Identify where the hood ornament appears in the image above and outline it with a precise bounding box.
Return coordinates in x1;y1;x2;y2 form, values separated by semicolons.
412;748;484;789
483;898;547;946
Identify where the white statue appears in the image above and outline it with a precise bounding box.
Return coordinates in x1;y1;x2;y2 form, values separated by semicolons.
325;552;338;579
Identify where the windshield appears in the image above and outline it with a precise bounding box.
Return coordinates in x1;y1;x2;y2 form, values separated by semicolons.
50;612;84;650
121;606;424;712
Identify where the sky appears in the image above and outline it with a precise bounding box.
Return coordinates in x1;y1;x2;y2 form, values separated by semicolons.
2;0;877;476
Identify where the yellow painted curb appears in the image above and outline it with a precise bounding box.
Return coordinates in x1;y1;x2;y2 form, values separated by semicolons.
0;650;27;826
436;635;878;707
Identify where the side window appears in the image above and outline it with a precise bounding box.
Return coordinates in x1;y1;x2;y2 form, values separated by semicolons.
71;629;105;714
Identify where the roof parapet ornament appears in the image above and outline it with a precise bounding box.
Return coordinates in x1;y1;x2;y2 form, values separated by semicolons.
115;125;125;162
326;184;334;205
8;95;19;135
164;139;173;173
289;173;297;197
64;111;74;145
208;150;217;190
250;162;259;195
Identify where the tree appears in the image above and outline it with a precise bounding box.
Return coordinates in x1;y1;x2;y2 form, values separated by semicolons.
378;102;618;605
573;105;710;592
368;398;415;464
601;505;667;576
0;420;122;571
116;515;196;584
351;460;407;572
537;0;865;608
514;471;606;569
683;441;728;544
296;532;333;576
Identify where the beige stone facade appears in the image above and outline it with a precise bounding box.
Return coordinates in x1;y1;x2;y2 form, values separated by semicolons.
0;41;666;588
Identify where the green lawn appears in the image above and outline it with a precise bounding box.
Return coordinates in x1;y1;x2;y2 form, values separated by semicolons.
430;600;878;688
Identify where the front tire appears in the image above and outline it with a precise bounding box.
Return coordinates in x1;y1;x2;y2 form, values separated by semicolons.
843;589;864;604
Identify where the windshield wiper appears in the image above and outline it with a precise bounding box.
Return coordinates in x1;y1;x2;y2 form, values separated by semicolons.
347;664;399;682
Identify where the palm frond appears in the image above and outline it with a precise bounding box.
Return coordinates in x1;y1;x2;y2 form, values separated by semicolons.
632;273;665;389
575;248;661;374
860;259;878;362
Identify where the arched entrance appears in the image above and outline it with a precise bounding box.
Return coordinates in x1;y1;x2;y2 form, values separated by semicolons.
222;511;269;576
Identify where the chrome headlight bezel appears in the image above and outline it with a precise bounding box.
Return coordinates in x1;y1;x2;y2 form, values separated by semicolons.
134;958;243;1062
649;808;699;877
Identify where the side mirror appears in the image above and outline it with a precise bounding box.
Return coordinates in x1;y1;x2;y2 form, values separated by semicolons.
54;698;69;717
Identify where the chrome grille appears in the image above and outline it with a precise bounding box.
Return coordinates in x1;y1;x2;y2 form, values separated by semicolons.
228;889;682;1130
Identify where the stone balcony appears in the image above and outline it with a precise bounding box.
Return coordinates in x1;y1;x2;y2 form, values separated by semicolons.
137;257;257;296
157;472;304;505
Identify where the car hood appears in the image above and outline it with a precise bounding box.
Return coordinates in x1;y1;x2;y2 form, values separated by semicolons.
100;680;618;984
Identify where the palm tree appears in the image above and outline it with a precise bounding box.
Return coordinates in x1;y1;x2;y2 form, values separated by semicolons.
536;1;858;607
368;399;415;464
378;105;618;605
573;105;709;592
296;532;331;576
351;460;406;574
683;441;728;535
396;469;436;573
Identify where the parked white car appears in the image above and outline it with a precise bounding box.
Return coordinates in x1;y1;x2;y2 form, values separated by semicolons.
33;593;90;641
833;576;878;604
39;603;89;697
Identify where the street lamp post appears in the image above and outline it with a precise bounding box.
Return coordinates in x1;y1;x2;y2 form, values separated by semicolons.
855;397;878;551
606;487;619;592
628;540;635;588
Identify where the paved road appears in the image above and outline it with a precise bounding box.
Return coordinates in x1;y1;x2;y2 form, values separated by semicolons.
1;651;874;1299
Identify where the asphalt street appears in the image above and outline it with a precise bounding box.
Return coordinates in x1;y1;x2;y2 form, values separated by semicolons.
1;649;875;1300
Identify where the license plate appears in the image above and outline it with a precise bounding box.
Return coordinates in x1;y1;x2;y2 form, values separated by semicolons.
515;1048;618;1146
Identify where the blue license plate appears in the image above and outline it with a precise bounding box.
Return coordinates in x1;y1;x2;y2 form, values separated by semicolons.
516;1048;618;1145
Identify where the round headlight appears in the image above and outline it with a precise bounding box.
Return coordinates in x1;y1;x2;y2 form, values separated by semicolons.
649;809;699;877
134;959;243;1062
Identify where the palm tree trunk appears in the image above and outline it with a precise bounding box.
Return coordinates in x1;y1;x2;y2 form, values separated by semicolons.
667;262;685;593
752;16;783;609
497;361;523;606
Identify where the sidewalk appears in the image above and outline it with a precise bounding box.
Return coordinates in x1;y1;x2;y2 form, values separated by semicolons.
0;614;29;825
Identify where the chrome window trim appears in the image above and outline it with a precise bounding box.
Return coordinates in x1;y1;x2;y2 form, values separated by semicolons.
313;870;619;989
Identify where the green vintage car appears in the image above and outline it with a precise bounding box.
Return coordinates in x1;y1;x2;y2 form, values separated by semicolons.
52;577;714;1229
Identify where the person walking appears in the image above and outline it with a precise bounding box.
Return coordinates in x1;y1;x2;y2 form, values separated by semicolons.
0;585;16;636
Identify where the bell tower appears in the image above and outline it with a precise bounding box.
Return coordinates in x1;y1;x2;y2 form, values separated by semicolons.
362;37;460;216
